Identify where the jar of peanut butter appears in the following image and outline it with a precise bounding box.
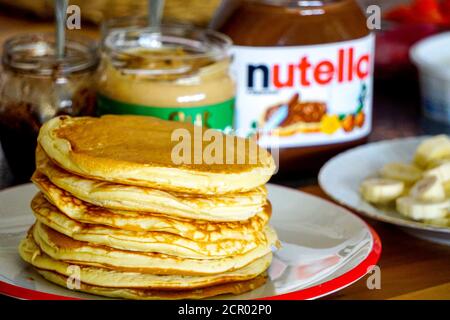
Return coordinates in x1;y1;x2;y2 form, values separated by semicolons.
213;0;374;174
98;25;235;131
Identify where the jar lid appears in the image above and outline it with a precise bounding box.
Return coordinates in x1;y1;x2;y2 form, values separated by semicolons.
2;33;99;76
103;24;231;77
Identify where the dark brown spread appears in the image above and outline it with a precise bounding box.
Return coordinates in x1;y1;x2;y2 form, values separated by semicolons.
217;0;369;46
214;0;374;175
0;33;98;183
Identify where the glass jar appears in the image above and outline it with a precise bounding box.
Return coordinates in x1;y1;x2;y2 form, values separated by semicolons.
215;0;373;175
98;25;235;131
0;33;99;183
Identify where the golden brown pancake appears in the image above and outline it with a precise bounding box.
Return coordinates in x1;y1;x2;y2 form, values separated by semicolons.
20;114;279;299
38;115;276;195
31;194;266;259
34;147;267;221
36;269;267;299
31;222;279;275
31;181;270;241
19;235;271;290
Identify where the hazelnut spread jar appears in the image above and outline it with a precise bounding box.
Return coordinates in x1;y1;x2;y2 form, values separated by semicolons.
214;0;374;173
98;26;235;131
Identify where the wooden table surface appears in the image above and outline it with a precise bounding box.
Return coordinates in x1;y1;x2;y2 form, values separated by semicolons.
0;10;450;301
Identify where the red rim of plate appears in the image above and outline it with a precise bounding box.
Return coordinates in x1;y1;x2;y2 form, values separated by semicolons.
0;222;381;301
260;225;381;300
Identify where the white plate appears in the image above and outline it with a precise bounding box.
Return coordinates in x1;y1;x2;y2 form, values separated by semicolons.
319;137;450;245
0;183;380;300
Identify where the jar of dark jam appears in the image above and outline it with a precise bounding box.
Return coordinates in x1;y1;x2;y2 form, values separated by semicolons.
0;33;99;183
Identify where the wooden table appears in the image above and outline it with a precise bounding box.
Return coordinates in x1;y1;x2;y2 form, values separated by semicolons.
0;10;450;301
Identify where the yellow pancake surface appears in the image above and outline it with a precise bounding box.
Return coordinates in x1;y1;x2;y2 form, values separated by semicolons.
38;115;276;195
36;269;268;299
19;235;271;290
32;179;270;241
35;148;267;221
31;194;266;259
32;222;279;275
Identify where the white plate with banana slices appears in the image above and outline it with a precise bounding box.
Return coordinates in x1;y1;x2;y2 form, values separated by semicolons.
319;136;450;245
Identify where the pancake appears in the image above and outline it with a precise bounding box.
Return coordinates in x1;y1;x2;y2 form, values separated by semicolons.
35;148;267;221
38;115;276;195
32;222;279;275
31;194;265;259
32;179;270;241
19;235;271;290
36;269;267;299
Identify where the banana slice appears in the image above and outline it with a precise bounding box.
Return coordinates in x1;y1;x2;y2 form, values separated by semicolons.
414;135;450;168
444;181;450;197
360;178;404;204
425;158;450;170
409;176;445;202
396;196;449;220
424;162;450;183
379;162;422;184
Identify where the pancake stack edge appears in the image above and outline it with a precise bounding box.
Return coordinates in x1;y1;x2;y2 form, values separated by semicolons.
19;115;279;300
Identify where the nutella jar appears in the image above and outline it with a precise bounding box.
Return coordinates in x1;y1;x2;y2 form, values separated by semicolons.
214;0;374;174
98;26;235;131
0;33;99;183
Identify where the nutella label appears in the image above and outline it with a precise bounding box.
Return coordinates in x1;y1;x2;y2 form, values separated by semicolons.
231;34;375;148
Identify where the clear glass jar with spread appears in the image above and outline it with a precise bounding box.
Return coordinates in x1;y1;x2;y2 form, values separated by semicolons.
98;25;235;131
214;0;374;174
0;33;99;183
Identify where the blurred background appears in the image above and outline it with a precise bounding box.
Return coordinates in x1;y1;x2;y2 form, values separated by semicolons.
1;0;450;188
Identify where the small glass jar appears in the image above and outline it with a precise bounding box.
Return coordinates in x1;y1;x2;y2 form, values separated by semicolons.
0;33;99;183
98;25;235;131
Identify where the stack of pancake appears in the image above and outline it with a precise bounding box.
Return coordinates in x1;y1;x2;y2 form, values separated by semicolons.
19;115;278;299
